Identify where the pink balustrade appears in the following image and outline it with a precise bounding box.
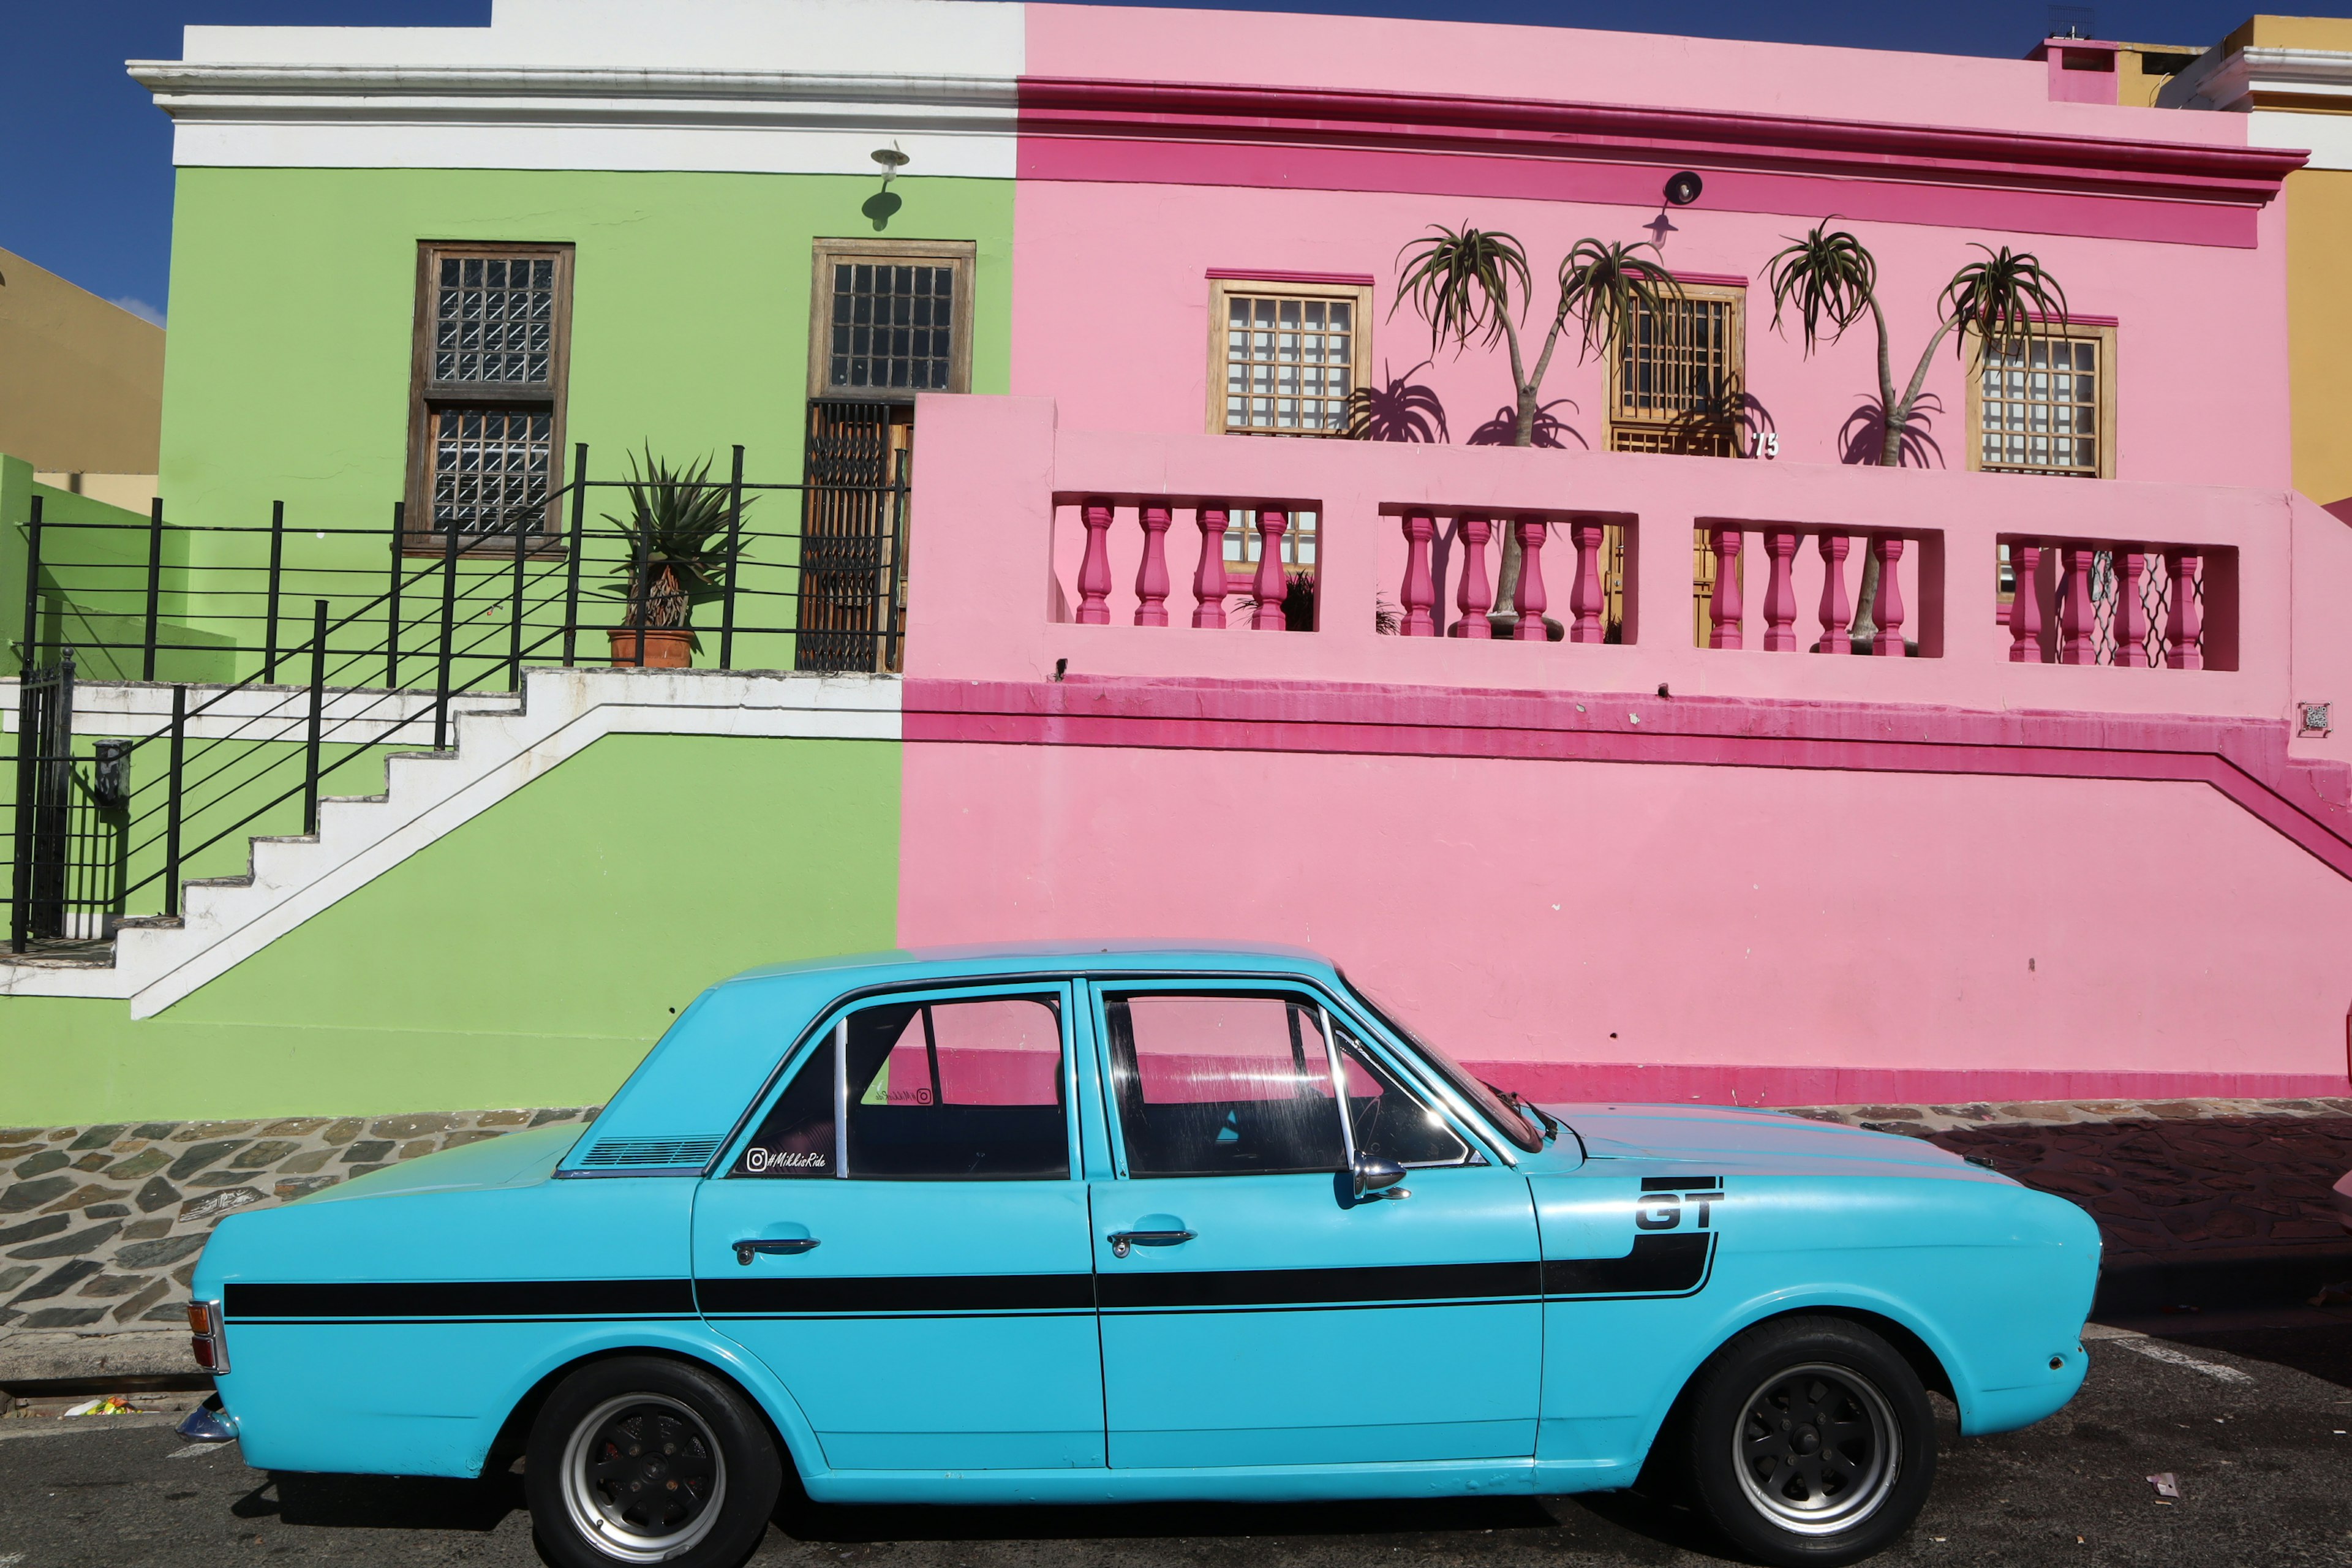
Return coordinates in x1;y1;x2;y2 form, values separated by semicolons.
1997;536;2227;669
1020;401;2266;717
1692;524;1936;658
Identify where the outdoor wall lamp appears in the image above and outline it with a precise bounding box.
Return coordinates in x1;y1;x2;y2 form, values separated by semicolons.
1664;170;1703;206
872;142;910;191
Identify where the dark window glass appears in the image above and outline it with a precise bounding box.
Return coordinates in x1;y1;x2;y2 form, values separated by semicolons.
1105;993;1344;1177
845;995;1068;1178
828;263;955;393
733;1042;835;1178
429;407;551;535
434;254;558;385
1334;1031;1473;1168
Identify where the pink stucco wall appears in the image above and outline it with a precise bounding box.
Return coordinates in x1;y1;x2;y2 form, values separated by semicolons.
894;394;2352;1100
1011;6;2296;489
1008;182;2291;491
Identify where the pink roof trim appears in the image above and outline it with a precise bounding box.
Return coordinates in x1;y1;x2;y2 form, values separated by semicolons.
1205;268;1377;286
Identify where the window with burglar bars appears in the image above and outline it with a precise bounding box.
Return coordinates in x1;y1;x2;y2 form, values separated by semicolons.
1208;280;1371;437
1969;328;2115;479
404;243;573;552
805;240;975;403
1607;285;1744;458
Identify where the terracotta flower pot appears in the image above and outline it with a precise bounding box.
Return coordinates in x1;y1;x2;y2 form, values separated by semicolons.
607;628;694;668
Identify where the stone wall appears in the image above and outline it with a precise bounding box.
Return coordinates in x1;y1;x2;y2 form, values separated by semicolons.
0;1109;593;1354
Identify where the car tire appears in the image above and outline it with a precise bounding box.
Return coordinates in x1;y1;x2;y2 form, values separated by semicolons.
1676;1316;1936;1567
526;1355;783;1568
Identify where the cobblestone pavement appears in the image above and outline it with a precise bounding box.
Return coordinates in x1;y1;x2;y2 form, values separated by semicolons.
0;1108;595;1364
1789;1097;2352;1300
3;1330;2348;1568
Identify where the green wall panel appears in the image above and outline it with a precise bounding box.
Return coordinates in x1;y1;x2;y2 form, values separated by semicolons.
0;732;901;1125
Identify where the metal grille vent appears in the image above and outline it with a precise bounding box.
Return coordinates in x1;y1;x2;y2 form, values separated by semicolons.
579;1136;724;1169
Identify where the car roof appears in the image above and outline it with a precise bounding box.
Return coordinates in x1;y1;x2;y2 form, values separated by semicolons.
720;941;1341;988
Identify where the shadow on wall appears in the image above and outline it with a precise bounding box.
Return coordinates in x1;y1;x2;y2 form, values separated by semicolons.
1840;393;1946;468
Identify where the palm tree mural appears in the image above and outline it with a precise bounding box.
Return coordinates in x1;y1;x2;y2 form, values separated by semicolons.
1390;225;1676;628
1764;222;2070;643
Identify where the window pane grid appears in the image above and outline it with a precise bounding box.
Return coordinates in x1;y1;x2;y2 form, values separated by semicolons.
1219;508;1319;570
430;407;552;535
1222;293;1354;434
434;255;556;385
829;263;956;393
1980;337;2099;477
1609;293;1739;458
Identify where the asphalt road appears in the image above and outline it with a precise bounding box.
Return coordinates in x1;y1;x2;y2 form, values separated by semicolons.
4;1327;2349;1568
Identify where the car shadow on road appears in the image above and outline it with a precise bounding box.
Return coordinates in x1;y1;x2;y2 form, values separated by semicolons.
235;1470;526;1532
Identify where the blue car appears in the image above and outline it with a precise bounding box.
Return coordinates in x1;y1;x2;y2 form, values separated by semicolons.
188;945;2098;1568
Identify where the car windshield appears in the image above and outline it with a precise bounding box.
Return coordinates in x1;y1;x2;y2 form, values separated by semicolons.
1338;973;1545;1153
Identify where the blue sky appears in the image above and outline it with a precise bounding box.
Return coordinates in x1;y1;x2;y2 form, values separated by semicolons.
7;1;2342;323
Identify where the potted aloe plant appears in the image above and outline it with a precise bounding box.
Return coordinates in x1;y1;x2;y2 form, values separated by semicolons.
603;448;747;668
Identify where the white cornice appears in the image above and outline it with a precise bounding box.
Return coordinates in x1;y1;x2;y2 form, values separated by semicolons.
126;61;1022;175
2158;45;2352;113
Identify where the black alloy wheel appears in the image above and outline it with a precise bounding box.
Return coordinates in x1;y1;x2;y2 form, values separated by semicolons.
527;1357;783;1568
1676;1316;1937;1566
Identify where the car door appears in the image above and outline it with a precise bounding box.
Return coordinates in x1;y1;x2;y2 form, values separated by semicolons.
693;982;1104;1471
1087;980;1544;1469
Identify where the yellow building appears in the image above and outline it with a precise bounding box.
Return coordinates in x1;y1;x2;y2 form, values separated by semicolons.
2141;18;2352;508
0;246;164;512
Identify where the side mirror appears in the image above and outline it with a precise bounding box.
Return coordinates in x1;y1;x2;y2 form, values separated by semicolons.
1351;1152;1409;1202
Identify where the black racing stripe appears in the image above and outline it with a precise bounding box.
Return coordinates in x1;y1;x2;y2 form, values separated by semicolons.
1640;1176;1727;1193
1096;1260;1539;1311
225;1278;696;1321
1544;1233;1716;1298
697;1273;1095;1316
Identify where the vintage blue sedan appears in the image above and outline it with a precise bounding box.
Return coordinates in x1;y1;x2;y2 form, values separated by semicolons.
189;944;2098;1568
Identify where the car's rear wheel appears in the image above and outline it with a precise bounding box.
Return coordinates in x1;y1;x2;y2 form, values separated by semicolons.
526;1356;782;1568
1678;1317;1936;1567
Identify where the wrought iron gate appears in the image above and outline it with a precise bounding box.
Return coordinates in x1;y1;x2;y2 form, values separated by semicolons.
796;400;910;674
9;652;126;952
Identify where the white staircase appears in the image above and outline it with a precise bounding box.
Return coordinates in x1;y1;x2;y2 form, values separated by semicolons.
1;667;898;1016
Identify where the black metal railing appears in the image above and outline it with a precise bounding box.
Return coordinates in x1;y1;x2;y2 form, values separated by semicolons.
4;444;910;956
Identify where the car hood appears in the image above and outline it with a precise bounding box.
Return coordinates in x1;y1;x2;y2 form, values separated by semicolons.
301;1123;586;1204
1540;1102;1988;1180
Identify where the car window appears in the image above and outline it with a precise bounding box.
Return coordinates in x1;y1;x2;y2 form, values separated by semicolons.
1104;992;1345;1177
734;993;1069;1180
1333;1027;1474;1168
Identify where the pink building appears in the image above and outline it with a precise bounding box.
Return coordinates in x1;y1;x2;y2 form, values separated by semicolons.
900;5;2352;1106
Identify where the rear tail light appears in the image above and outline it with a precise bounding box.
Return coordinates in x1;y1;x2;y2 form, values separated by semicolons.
188;1299;229;1374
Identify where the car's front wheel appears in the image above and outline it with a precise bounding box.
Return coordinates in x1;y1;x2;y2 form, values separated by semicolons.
526;1356;783;1568
1676;1316;1937;1567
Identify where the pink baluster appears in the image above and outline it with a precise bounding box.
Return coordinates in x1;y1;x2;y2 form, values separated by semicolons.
1192;508;1230;629
1870;535;1907;657
1567;521;1606;644
1250;509;1290;630
2008;539;2044;663
1452;516;1494;639
1133;503;1172;627
1512;516;1550;641
2112;546;2149;667
2165;548;2203;670
1762;528;1799;652
1816;532;1852;655
1708;527;1744;650
1399;513;1438;636
2060;545;2098;665
1077;500;1115;625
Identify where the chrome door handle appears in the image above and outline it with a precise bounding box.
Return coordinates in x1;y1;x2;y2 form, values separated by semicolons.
733;1237;821;1265
1108;1229;1195;1259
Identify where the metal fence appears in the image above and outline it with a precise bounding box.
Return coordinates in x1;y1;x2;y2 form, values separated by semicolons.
4;444;908;956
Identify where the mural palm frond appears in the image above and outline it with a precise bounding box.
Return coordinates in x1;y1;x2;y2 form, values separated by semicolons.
1392;225;1531;354
1556;238;1679;364
1763;222;1877;353
1940;244;2070;360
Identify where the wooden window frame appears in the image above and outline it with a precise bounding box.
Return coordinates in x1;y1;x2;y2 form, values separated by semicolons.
402;241;575;557
1964;323;2117;481
1607;281;1746;457
1206;278;1374;438
805;238;977;404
